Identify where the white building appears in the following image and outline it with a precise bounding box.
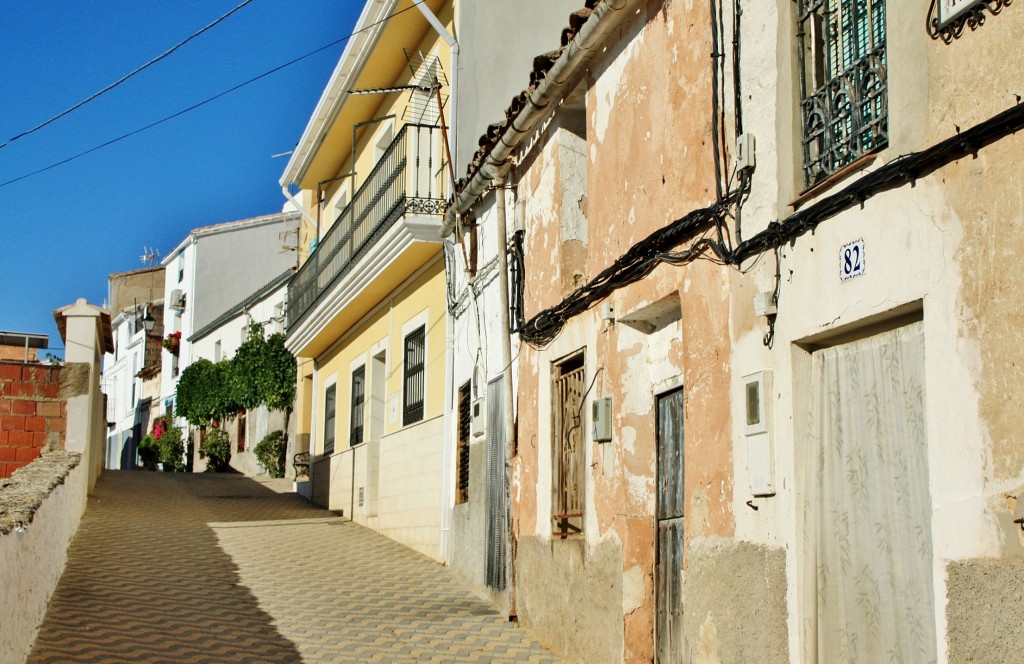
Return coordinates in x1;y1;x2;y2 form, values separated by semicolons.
101;266;164;469
159;211;300;425
189;270;291;475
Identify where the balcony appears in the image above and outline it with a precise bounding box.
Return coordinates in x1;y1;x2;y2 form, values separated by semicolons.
287;124;446;336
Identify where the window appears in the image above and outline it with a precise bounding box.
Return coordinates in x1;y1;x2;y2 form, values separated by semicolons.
402;326;425;425
214;340;222;363
552;352;585;536
177;254;184;283
798;0;887;186
350;366;365;446
323;384;337;455
456;381;471;504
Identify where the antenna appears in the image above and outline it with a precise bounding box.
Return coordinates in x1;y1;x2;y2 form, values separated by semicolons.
140;247;161;266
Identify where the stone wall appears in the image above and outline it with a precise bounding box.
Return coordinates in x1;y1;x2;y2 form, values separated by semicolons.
0;451;85;664
0;362;66;478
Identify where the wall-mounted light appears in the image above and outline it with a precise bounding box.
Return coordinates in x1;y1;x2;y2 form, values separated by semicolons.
141;306;156;336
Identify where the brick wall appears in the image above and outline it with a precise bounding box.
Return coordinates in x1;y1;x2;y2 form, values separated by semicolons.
0;362;66;478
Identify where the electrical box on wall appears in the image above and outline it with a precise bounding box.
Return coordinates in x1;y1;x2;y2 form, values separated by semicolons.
471;397;486;436
592;396;613;442
742;371;775;496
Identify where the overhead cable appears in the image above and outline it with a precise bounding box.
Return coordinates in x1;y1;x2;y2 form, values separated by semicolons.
0;0;255;151
0;1;427;190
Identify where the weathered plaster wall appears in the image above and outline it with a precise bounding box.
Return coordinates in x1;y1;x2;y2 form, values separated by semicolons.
946;558;1024;664
512;1;742;661
515;536;624;663
682;537;789;663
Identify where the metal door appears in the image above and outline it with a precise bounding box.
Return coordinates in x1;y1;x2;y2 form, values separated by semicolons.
656;388;685;663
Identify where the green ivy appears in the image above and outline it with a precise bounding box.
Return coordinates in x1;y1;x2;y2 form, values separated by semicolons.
176;358;238;427
229;324;296;413
175;323;296;471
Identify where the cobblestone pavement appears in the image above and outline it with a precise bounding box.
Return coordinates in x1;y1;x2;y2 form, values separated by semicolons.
27;471;562;663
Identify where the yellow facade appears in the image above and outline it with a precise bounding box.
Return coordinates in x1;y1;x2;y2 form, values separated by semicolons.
283;0;453;561
312;257;445;452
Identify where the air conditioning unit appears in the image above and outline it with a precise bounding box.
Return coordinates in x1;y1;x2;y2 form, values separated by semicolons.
169;289;186;311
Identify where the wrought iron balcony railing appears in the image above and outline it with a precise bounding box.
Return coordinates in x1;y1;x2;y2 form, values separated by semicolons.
287;124;446;331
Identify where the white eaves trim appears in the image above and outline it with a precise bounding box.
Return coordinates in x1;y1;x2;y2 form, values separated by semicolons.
279;0;400;188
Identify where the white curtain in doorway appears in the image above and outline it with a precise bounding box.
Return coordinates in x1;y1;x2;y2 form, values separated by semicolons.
800;322;936;663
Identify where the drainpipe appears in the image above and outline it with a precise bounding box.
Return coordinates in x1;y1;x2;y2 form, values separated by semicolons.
440;0;634;237
439;240;457;563
493;166;517;613
414;1;460;565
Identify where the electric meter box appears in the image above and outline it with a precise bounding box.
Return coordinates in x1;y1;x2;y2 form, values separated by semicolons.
592;396;613;442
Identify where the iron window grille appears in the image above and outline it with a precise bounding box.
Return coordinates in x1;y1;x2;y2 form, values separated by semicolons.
456;381;471;504
403;326;425;425
323;384;337;455
552;352;585;536
798;0;887;187
350;366;365;446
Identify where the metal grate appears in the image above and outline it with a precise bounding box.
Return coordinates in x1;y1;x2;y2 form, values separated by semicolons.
403;327;425;425
798;0;887;186
350;366;365;446
456;382;471;504
323;384;336;455
404;50;448;126
552;354;585;535
485;377;506;589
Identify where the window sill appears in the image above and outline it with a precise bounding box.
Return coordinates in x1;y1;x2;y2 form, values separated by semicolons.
791;153;878;210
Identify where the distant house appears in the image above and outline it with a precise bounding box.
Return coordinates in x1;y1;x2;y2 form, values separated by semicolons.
0;331;48;363
101;266;164;470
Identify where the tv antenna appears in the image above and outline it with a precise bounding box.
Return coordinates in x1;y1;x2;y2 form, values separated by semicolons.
140;247;161;266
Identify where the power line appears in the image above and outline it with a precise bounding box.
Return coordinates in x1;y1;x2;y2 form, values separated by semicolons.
0;0;255;151
0;1;427;190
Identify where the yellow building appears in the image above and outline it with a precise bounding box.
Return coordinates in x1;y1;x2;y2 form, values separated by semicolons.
279;0;453;560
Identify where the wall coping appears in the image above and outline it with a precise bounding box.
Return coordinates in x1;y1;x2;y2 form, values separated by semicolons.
0;451;81;535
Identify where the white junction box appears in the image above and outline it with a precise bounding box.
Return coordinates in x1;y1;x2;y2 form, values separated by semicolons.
742;371;775;497
471;397;486;437
592;396;613;442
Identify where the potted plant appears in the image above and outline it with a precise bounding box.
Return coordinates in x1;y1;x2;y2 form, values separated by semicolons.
138;434;159;470
254;430;287;478
162;331;181;355
200;427;231;472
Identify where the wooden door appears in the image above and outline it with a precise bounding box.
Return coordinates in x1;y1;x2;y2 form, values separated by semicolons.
656;388;685;663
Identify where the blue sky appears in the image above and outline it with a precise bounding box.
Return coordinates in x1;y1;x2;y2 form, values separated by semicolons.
0;1;362;357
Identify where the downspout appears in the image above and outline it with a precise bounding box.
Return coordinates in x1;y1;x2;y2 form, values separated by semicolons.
440;0;635;237
493;166;517;614
440;240;457;563
415;0;459;564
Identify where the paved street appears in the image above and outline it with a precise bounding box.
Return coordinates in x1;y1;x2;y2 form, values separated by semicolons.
27;471;562;663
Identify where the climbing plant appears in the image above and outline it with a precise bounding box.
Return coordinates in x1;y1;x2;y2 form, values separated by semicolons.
176;324;296;429
228;323;296;412
176;358;238;427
